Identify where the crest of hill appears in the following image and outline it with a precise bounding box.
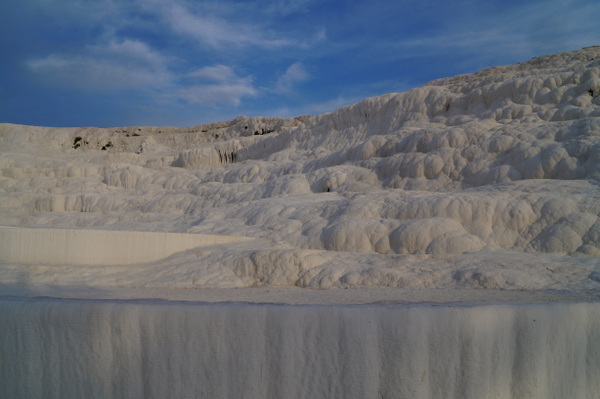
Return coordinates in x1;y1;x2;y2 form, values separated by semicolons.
0;115;308;154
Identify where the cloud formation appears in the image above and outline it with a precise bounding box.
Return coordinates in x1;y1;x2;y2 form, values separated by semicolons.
178;65;257;106
21;0;317;115
275;62;310;93
26;40;171;90
163;4;294;49
26;39;261;107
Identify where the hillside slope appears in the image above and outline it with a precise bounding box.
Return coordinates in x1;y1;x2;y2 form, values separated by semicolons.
1;47;599;295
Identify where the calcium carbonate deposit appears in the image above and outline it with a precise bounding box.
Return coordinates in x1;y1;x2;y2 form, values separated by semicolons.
1;47;600;398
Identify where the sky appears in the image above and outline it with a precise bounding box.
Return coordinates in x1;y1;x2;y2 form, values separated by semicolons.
1;0;599;128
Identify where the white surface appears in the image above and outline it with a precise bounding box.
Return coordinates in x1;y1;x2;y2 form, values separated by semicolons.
0;47;599;296
1;298;599;399
0;226;251;265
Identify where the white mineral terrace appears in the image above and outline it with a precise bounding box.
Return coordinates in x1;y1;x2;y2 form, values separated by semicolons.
1;47;600;398
1;298;599;399
0;226;252;265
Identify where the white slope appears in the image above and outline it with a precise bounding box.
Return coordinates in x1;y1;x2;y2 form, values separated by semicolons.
2;299;599;399
1;47;599;297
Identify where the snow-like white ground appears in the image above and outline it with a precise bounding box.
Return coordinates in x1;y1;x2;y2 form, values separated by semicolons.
2;298;599;399
1;47;599;297
1;47;600;398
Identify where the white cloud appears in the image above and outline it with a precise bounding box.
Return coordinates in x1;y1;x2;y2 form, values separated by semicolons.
314;28;327;42
275;62;310;93
102;40;168;69
26;40;172;90
165;4;292;49
27;33;258;107
188;65;237;82
177;66;257;106
176;82;257;106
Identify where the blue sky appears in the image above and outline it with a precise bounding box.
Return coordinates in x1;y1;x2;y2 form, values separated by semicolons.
1;0;599;128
